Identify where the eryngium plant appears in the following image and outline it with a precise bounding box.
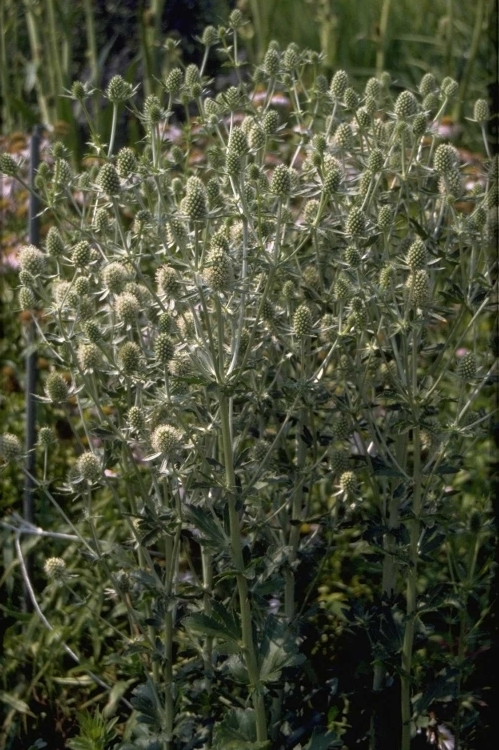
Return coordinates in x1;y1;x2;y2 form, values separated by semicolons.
2;24;495;750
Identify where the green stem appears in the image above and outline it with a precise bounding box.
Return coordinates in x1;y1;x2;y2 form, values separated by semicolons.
284;340;309;622
219;394;267;742
454;0;486;122
401;328;422;750
22;0;51;126
83;0;101;132
46;0;63;105
376;0;393;78
445;0;454;76
107;103;119;157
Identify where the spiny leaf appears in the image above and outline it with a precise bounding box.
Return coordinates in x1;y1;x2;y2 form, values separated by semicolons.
212;708;270;750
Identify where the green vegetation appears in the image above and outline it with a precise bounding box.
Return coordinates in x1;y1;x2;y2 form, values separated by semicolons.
0;3;496;750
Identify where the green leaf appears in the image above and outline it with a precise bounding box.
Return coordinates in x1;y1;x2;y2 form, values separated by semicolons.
212;708;270;750
183;612;240;644
0;604;33;622
211;600;241;640
0;691;35;716
412;668;459;713
304;728;343;750
103;679;135;718
226;653;249;683
429;463;460;475
372;458;404;477
130;682;161;729
184;504;229;550
258;616;305;684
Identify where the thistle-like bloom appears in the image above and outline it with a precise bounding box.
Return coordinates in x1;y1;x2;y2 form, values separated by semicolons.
44;557;67;581
151;425;183;455
77;452;102;482
0;433;22;462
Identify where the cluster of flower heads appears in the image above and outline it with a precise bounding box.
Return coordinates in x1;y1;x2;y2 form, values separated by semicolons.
0;37;492;503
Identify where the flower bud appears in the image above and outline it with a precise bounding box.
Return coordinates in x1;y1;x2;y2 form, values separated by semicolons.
441;76;458;98
334;122;353;149
378;205;392;230
103;262;129;294
407;269;430;307
45;372;69;402
19;270;35;287
365;77;381;99
117;147;137;177
457;352;477;382
330;70;348;99
128;406;145;432
283;42;300;70
19;245;45;275
434;144;458;175
346;206;365;236
151;424;183;455
44;557;67;580
0;433;22;462
38;427;55;448
201;25;218;46
356;107;371;129
156;265;181;297
84;321;101;343
19;286;36;309
205;249;233;291
71;80;87;101
106;75;133;103
406;239;427;269
185;64;201;88
343;87;358;110
293;304;313;336
229;8;243;28
344;246;361;267
116;292;140;324
330;449;349;473
339;470;357;492
271;165;291;197
119;342;141;374
72;240;91;267
367;148;383;173
46;227;65;257
334;414;351;440
77;344;99;372
334;274;352;300
394;90;418;119
0;153;18;176
264;47;281;77
418;73;437;97
182;176;207;221
77;452;102;482
98;163;120;196
154;333;175;363
422;92;439;114
165;68;183;97
262;110;279;135
473;98;489;123
412;112;427;138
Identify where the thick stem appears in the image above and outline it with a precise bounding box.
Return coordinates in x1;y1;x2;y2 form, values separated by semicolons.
219;394;267;741
401;327;422;750
163;532;175;747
